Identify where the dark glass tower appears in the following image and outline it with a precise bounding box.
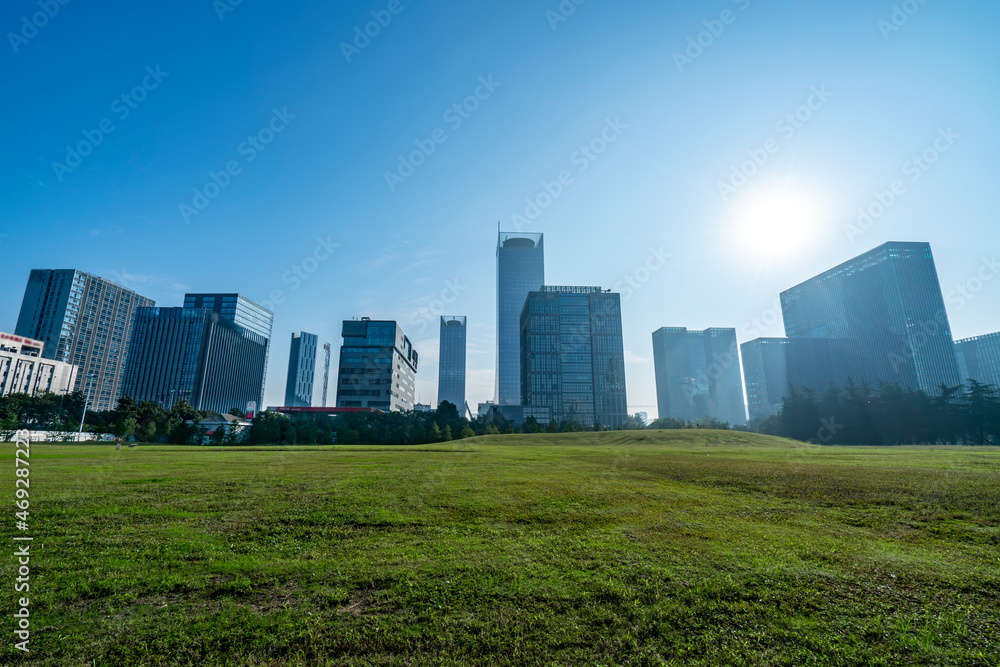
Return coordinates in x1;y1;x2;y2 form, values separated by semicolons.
496;232;544;405
438;316;467;411
15;269;155;412
336;318;418;411
955;332;1000;388
520;286;627;428
284;332;331;408
121;305;269;414
780;242;960;395
651;327;746;425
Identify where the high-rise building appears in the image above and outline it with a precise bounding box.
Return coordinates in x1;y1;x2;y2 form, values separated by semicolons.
520;286;627;428
15;269;155;412
955;332;1000;389
121;299;271;414
496;232;544;405
284;332;331;408
336;318;418;411
0;332;78;398
438;316;466;411
780;241;960;395
651;327;746;426
741;338;790;422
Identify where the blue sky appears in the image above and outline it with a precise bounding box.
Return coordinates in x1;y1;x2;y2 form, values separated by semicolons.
2;0;998;416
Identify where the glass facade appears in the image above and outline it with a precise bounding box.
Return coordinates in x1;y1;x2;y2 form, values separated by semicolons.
15;269;155;412
520;286;627;428
336;319;418;411
496;233;544;405
438;316;466;411
780;242;960;395
652;327;746;425
121;306;269;414
955;332;1000;388
284;332;331;408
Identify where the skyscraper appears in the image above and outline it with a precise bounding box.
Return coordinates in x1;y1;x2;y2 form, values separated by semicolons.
780;242;961;395
121;298;271;414
955;332;1000;388
336;318;418;411
284;332;331;408
520;286;627;428
438;316;467;411
496;232;544;405
15;269;155;412
651;327;746;425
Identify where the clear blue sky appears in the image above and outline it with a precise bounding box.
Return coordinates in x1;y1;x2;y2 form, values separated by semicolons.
2;0;998;417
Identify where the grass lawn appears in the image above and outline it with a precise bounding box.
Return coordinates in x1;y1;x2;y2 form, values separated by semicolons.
2;430;999;665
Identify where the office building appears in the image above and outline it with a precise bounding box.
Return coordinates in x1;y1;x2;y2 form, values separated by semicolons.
651;327;746;425
780;241;961;395
15;269;155;412
741;338;790;422
520;286;627;428
955;332;1000;389
496;232;544;405
438;316;467;410
0;332;78;398
121;296;271;414
284;332;331;408
336;318;418;411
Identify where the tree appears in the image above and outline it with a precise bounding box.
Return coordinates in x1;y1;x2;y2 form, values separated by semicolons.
459;425;475;439
112;417;138;445
430;422;443;442
209;426;227;446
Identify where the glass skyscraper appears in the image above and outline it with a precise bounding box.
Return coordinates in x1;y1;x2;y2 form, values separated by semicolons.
284;332;331;408
955;332;1000;388
121;304;270;414
438;316;467;411
652;327;746;425
15;269;155;412
336;318;418;412
520;286;627;429
496;232;544;405
780;241;960;395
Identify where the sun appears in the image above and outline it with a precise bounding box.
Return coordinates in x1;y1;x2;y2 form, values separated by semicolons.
732;188;826;260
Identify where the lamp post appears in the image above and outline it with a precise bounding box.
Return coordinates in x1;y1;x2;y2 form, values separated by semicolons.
77;374;95;442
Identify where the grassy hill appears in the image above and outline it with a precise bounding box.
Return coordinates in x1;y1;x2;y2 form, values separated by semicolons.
3;431;998;665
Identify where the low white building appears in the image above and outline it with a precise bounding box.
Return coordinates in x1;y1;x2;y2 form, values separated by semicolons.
0;332;77;397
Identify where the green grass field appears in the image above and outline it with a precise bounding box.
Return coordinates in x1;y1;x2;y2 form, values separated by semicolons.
2;431;999;665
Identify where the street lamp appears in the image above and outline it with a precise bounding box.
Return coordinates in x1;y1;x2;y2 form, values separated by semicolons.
78;374;95;442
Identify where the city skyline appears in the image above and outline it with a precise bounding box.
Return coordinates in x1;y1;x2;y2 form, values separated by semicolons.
2;2;999;418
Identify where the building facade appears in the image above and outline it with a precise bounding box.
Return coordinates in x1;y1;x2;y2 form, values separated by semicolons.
780;242;961;395
956;332;1000;389
15;269;155;412
520;286;627;429
284;332;331;408
496;232;544;405
651;327;746;426
121;297;271;414
336;318;418;412
438;316;467;411
0;332;78;398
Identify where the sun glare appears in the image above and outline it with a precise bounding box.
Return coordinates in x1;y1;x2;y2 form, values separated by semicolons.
733;188;826;260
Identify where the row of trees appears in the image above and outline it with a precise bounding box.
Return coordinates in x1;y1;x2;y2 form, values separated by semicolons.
758;381;1000;446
